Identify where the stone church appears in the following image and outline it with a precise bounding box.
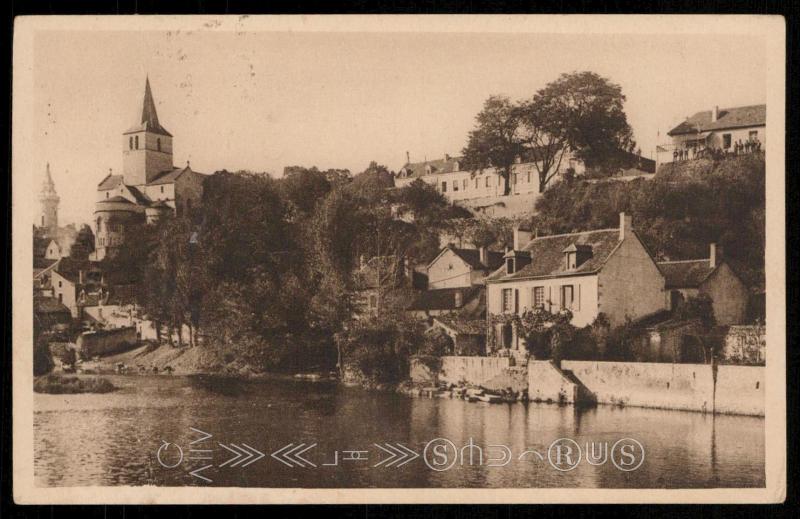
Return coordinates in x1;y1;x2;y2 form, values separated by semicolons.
90;78;206;261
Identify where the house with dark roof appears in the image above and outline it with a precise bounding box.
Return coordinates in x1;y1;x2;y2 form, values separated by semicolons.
659;104;766;164
34;296;73;329
486;213;667;352
90;78;206;261
426;245;505;289
406;286;484;320
658;244;749;326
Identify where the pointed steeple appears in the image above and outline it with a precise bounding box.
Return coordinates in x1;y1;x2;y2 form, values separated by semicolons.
142;77;160;128
44;162;54;186
130;76;171;137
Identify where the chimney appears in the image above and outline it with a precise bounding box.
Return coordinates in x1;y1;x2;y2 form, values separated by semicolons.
513;225;533;251
479;246;488;267
712;105;719;122
619;212;632;241
445;153;451;161
406;151;410;164
709;243;721;268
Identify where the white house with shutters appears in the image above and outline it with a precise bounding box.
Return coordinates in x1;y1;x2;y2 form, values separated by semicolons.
485;213;667;352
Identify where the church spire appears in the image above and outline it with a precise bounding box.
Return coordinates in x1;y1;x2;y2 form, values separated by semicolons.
44;162;54;186
142;77;160;129
138;77;171;136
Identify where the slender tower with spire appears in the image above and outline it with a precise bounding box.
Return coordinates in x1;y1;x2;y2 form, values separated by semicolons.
122;77;174;186
39;162;59;232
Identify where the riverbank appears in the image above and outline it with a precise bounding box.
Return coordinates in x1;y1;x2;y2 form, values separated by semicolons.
34;374;116;394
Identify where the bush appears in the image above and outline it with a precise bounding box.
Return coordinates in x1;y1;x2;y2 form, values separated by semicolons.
34;375;116;394
33;334;54;377
336;316;425;384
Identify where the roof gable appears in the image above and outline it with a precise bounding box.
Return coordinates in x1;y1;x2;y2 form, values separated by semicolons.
98;174;125;191
657;259;715;288
487;229;622;282
667;104;766;136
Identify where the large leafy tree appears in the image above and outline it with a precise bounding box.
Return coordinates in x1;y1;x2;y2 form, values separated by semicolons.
528;71;635;173
464;72;636;195
461;96;523;196
69;224;95;260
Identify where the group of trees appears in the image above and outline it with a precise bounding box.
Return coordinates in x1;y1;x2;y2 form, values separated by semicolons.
111;161;468;373
461;71;636;196
531;152;765;288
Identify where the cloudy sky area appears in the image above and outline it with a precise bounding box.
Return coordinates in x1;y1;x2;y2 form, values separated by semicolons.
32;27;766;225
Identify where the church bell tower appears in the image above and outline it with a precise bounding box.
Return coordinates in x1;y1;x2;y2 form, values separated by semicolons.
122;77;174;186
39;162;59;232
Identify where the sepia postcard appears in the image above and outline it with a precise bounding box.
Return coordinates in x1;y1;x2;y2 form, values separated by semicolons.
12;14;786;504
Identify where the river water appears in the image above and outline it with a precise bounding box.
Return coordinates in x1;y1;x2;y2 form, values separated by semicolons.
34;375;765;488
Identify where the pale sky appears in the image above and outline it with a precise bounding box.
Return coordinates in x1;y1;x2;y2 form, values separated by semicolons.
31;28;766;226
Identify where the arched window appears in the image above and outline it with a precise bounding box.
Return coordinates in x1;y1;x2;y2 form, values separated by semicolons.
96;217;102;233
157;138;161;151
135;135;139;149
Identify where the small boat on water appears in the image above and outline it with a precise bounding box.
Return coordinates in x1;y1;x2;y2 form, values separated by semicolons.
294;373;323;381
474;393;503;404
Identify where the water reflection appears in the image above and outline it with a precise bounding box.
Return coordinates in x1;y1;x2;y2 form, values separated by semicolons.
34;375;765;488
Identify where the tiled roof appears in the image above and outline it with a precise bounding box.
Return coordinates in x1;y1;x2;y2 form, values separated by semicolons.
487;229;623;282
53;257;96;284
102;195;135;204
127;185;151;205
449;247;505;271
657;259;715;289
34;296;71;315
433;315;486;336
667;104;766;136
407;286;482;312
396;156;463;180
98;174;125;191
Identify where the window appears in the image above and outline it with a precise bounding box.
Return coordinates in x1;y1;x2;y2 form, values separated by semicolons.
512;174;517;185
135;135;139;149
369;294;377;309
749;130;758;141
485;177;490;188
58;281;62;288
560;285;574;310
502;288;514;312
475;178;479;189
160;186;164;194
722;133;731;149
566;252;577;270
129;137;133;150
58;293;62;303
463;179;467;190
453;181;459;192
441;182;447;192
533;286;545;308
506;258;514;274
527;172;531;184
106;192;109;199
157;138;162;151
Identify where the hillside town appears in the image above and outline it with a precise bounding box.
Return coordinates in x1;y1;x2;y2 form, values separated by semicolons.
33;74;766;414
